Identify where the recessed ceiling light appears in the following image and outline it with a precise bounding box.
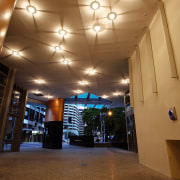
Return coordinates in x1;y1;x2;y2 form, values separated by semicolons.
14;91;20;95
54;46;63;52
107;12;117;20
11;50;20;56
74;90;82;94
44;95;53;99
34;79;45;84
26;5;37;14
33;90;41;94
90;1;100;10
59;29;67;36
86;68;96;75
93;25;101;32
113;92;123;96
121;79;129;84
102;95;109;99
61;59;71;65
79;81;88;85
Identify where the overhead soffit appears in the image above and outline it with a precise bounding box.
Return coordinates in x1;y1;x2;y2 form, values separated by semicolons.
0;0;158;107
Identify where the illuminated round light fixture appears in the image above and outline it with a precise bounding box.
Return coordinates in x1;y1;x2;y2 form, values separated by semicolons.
93;24;101;33
61;59;71;65
86;68;96;75
54;46;63;52
74;90;82;94
90;1;100;10
26;5;37;14
113;92;123;96
79;80;88;85
11;50;20;56
102;95;109;99
121;78;129;84
33;90;41;94
44;95;53;99
34;79;45;84
59;29;67;36
107;12;117;20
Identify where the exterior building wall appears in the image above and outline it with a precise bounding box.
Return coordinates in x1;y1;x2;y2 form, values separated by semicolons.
78;108;85;136
23;103;46;142
23;103;84;142
63;104;83;138
129;0;180;177
78;115;84;136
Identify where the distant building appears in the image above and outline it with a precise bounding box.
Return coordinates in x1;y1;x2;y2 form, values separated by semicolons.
23;103;46;142
23;103;84;142
78;108;85;136
63;104;84;139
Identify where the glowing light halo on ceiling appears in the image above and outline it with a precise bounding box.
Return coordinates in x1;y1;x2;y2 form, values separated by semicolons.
26;5;37;14
107;12;117;20
90;1;101;11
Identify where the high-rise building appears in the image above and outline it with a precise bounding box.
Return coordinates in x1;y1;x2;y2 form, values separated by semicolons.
63;104;83;140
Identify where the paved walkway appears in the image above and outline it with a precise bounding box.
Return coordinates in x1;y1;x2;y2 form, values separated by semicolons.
0;143;175;180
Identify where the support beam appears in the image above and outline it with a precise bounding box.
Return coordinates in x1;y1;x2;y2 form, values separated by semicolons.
136;46;144;102
158;0;178;78
11;89;28;152
0;69;16;151
87;93;90;100
145;27;158;93
64;98;112;105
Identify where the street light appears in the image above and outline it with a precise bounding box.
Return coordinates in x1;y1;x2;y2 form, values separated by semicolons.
108;110;112;116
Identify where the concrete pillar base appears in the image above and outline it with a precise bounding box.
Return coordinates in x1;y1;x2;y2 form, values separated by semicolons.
43;121;63;149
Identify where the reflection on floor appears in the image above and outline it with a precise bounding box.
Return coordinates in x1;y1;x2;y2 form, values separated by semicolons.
0;143;173;180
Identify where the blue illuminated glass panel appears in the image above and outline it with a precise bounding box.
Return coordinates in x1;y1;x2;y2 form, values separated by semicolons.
86;104;95;108
95;104;104;109
89;94;99;99
77;93;89;99
69;96;75;99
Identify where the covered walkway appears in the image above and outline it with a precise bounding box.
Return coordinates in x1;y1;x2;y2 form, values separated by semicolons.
0;143;173;180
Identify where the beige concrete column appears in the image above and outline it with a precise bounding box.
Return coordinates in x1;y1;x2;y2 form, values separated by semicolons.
11;89;28;152
0;0;17;150
0;69;16;150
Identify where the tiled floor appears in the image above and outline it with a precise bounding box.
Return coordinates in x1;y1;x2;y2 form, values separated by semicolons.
0;143;175;180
